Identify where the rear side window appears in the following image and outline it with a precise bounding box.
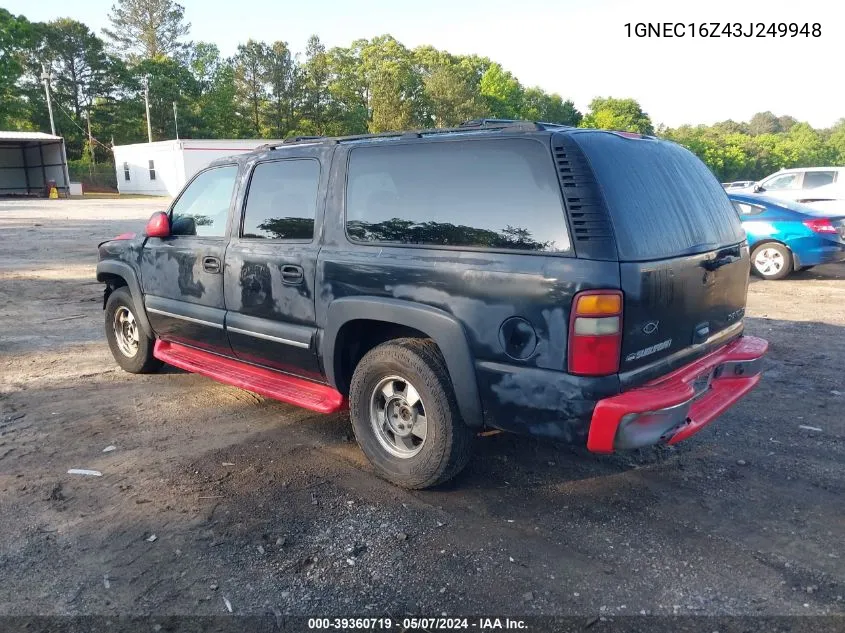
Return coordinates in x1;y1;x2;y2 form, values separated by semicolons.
241;159;319;240
571;133;746;261
346;139;571;253
732;201;765;216
803;171;836;189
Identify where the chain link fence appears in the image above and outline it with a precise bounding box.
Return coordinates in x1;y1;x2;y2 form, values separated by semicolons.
67;161;118;193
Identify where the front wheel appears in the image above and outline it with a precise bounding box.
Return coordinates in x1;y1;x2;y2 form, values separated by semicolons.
751;243;792;280
348;338;473;489
104;287;162;373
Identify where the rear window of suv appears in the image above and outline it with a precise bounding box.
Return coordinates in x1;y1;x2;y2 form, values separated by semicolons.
570;132;746;261
345;139;571;253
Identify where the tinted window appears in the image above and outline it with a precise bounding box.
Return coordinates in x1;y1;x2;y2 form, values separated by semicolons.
241;160;319;240
149;160;156;181
571;132;746;261
171;165;238;237
346;139;570;253
763;173;799;190
803;171;835;189
123;162;130;181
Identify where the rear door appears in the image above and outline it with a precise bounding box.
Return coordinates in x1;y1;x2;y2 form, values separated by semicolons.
565;131;749;385
140;164;239;355
223;150;327;381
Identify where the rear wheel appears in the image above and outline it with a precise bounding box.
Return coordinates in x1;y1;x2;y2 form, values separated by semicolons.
348;338;473;489
751;243;792;280
105;287;162;373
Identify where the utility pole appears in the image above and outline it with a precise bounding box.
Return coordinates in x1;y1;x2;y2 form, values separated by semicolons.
40;63;57;135
86;110;95;164
142;74;153;143
173;101;179;140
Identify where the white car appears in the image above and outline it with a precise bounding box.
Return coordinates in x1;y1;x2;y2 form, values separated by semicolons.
795;183;845;214
734;167;845;202
722;180;756;189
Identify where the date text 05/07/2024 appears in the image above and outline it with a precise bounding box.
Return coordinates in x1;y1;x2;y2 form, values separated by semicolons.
307;617;528;630
625;22;821;38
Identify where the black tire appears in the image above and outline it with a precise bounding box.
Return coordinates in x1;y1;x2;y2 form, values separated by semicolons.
348;338;473;489
104;287;162;374
751;243;793;280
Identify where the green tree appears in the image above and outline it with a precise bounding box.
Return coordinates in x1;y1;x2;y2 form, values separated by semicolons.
581;97;654;134
299;35;329;135
0;9;35;129
186;42;245;138
41;19;121;122
520;87;581;125
133;56;199;140
826;119;845;165
748;111;780;135
104;0;190;61
359;35;423;132
233;39;269;136
324;44;368;135
479;63;522;119
265;41;299;137
414;46;485;127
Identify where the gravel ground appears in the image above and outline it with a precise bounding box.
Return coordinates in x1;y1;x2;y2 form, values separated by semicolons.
1;199;843;622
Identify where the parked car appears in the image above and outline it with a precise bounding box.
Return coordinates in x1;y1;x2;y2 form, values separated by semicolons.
728;192;845;279
97;120;768;489
793;183;845;214
732;167;845;202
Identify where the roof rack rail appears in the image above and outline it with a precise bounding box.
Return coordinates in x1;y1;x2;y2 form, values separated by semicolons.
283;135;325;144
261;119;571;150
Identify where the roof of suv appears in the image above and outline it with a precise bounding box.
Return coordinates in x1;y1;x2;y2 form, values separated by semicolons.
206;119;662;169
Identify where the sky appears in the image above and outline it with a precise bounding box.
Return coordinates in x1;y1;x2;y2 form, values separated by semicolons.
7;0;844;128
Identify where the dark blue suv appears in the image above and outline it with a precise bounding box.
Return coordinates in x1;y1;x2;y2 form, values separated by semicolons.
97;120;767;488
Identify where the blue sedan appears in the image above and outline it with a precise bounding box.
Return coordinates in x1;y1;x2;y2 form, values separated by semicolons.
727;193;845;279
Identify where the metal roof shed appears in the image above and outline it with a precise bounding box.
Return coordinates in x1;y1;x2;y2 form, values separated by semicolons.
0;131;70;196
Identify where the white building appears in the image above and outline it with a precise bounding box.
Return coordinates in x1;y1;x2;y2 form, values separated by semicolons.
113;139;279;196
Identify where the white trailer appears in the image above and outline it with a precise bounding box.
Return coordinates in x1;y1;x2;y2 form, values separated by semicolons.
113;139;279;197
0;131;70;196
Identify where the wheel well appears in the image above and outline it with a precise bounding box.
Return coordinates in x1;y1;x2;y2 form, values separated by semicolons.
332;320;430;395
750;239;790;254
99;273;128;303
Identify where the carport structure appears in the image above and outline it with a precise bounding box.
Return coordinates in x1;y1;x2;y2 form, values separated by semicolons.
0;131;70;197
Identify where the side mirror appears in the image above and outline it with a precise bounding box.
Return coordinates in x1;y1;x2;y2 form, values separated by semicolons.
145;211;170;238
171;214;197;236
753;184;764;193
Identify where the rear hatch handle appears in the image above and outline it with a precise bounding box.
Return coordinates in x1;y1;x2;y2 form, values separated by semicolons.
701;254;740;271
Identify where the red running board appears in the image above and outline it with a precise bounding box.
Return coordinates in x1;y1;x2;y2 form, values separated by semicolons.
153;340;345;414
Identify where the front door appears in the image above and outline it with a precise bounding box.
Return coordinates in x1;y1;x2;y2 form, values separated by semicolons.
140;164;239;355
223;157;323;380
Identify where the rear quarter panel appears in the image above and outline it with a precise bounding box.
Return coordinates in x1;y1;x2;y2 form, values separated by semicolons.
317;140;622;432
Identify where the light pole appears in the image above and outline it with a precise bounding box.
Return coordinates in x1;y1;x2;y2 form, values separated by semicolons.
40;63;57;136
173;101;179;140
142;74;153;143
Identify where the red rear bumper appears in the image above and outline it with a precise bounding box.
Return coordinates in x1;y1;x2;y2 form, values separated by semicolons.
587;335;768;453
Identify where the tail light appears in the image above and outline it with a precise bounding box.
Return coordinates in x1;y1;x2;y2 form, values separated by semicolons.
568;290;623;376
803;218;838;234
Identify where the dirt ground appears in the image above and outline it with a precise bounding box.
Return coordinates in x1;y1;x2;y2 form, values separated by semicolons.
1;199;844;622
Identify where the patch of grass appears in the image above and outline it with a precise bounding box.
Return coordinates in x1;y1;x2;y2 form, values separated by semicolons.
82;192;167;200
